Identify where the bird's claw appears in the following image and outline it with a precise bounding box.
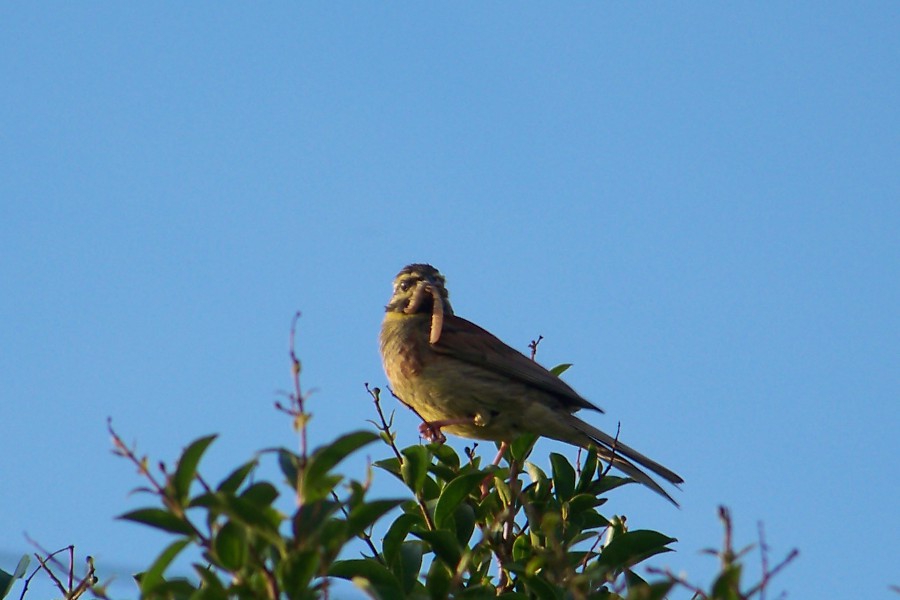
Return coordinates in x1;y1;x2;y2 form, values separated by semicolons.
419;421;447;444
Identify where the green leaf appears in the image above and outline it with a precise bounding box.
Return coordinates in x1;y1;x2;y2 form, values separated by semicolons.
193;564;227;594
425;557;452;600
550;452;576;501
221;495;282;535
433;471;486;528
512;536;531;563
318;519;350;558
140;538;191;595
580;509;610;530
510;433;539;461
303;431;379;501
0;555;29;600
383;513;422;567
525;462;549;484
373;457;402;478
453;503;476;546
592;474;633;495
430;443;460;470
277;550;320;593
213;521;247;571
119;508;195;536
598;530;676;571
550;363;572;376
347;499;405;537
172;434;217;504
217;459;258;494
302;474;344;503
711;563;742;600
329;559;403;598
188;491;223;510
400;445;431;492
522;573;563;600
240;481;279;506
278;449;303;488
625;581;676;600
412;529;462;568
397;541;425;593
575;447;598;493
307;431;379;484
292;498;341;540
141;577;197;599
566;493;605;517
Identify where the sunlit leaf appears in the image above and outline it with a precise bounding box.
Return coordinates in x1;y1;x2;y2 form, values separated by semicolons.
453;503;476;547
397;541;425;593
307;431;379;483
711;564;742;600
510;433;539;462
278;550;320;593
625;581;676;600
172;435;217;505
598;530;676;571
412;529;463;568
292;498;341;540
400;445;431;492
550;453;576;501
217;459;258;494
119;508;195;536
140;538;191;595
329;559;403;598
549;363;573;376
213;521;247;571
383;512;422;568
347;499;405;537
575;447;598;493
0;555;29;600
433;471;486;528
430;443;460;470
241;481;279;506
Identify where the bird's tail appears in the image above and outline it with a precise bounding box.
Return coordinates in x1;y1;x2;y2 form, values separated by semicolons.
565;415;683;506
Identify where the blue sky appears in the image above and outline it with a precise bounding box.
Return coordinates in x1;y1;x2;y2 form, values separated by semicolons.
2;4;898;598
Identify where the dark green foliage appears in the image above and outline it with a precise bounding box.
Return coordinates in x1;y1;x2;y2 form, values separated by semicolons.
95;362;796;599
113;424;779;599
5;326;799;600
110;415;795;599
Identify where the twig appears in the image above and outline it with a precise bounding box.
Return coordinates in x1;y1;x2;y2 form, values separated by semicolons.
758;521;770;600
378;390;436;530
27;544;70;597
108;418;164;494
288;312;308;461
579;524;610;572
598;423;622;481
645;566;708;599
331;490;385;564
366;384;403;462
744;548;799;598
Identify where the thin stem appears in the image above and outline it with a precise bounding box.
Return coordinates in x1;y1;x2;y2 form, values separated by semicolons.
289;311;308;461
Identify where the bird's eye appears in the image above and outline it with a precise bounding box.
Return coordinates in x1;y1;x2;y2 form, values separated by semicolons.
398;279;413;292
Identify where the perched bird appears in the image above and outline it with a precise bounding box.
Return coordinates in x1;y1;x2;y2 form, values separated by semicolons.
379;263;683;505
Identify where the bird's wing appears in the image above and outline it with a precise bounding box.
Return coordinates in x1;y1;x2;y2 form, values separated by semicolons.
431;314;602;413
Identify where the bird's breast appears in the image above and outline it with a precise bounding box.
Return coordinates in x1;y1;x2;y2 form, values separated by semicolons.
380;312;434;381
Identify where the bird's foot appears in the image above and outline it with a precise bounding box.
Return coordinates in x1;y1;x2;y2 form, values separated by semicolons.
418;417;475;444
418;421;447;444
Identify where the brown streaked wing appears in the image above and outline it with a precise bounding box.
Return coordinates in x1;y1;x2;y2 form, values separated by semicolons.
431;314;603;413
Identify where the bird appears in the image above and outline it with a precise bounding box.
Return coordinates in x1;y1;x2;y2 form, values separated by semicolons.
379;263;683;505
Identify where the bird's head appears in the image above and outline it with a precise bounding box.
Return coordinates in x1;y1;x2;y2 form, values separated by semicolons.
385;263;454;315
